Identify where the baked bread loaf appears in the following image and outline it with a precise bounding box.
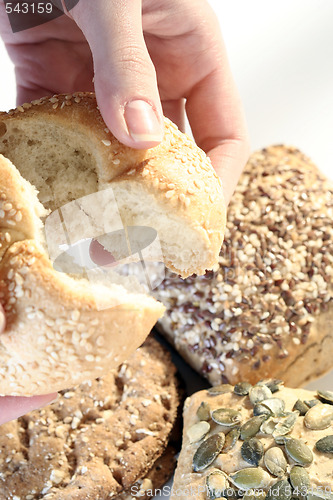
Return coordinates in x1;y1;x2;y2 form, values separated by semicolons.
0;337;179;500
171;380;333;500
155;146;333;387
0;92;225;396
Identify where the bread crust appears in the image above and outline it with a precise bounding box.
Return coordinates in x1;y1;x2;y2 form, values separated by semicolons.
155;145;333;387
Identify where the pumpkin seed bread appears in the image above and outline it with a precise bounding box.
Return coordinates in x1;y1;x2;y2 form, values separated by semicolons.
155;145;333;387
171;381;333;500
0;337;179;500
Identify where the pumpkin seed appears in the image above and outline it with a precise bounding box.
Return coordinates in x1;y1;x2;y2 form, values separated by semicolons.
234;382;252;396
212;408;242;428
264;447;288;477
289;466;311;495
272;412;299;438
254;403;273;418
243;489;267;500
240;415;267;440
187;421;211;444
206;470;230;499
284;438;313;466
197;401;211;421
307;489;333;500
192;433;225;471
304;404;333;430
292;400;310;416
274;435;288;446
222;427;240;453
261;398;286;417
241;437;264;466
261;417;279;435
266;479;292;500
249;385;273;405
304;399;319;408
263;379;284;394
208;384;234;395
315;435;333;454
317;390;333;406
229;467;271;490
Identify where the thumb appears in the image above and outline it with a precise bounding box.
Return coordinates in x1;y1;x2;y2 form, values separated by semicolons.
68;0;164;149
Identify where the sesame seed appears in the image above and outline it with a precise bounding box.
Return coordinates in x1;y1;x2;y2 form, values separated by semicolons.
102;139;111;146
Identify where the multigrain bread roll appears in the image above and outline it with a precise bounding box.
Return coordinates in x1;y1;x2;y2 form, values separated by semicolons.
0;337;180;500
155;146;333;387
171;381;333;500
0;93;225;396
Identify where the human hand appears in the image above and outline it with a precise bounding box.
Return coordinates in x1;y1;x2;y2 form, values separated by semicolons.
0;305;56;425
0;0;249;204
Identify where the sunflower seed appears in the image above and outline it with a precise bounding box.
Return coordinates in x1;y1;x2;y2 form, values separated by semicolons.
197;401;211;421
187;421;211;444
289;466;311;495
222;427;240;453
229;467;271;490
261;398;286;417
241;415;267;440
304;404;333;430
192;433;225;471
254;403;273;418
241;437;264;466
212;408;242;428
249;385;273;405
317;390;333;405
206;470;230;499
292;400;310;416
266;479;292;500
264;447;288;477
315;435;333;454
272;412;299;438
284;438;313;466
234;382;252;396
208;384;234;395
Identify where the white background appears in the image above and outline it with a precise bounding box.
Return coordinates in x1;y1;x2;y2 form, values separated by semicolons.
0;3;332;496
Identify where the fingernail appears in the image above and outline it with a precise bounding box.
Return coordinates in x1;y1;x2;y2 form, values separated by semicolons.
124;100;163;144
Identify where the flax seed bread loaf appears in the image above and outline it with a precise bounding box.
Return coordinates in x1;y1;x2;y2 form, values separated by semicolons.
171;381;333;500
0;93;225;396
155;146;333;387
0;338;180;500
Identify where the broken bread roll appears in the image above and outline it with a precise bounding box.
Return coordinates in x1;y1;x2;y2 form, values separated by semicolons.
0;154;164;396
0;93;225;396
0;92;225;277
171;381;333;500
